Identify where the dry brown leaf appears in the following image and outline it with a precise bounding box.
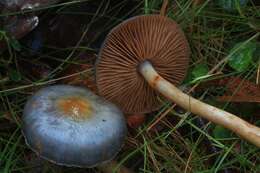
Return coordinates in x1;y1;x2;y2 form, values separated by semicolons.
126;114;146;128
208;77;260;103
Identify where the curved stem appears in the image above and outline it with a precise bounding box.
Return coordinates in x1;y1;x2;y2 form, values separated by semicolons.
139;61;260;147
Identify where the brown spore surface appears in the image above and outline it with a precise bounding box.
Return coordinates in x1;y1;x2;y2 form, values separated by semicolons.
96;15;190;113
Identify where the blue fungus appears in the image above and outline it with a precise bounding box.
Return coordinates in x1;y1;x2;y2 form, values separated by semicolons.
22;85;127;167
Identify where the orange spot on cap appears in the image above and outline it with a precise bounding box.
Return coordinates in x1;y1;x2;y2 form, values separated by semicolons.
56;97;93;120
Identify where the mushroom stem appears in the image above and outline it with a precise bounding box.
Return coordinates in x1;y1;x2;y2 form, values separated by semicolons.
98;160;134;173
139;60;260;147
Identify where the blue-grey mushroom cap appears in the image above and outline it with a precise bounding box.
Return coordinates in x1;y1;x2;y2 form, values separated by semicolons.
22;85;127;167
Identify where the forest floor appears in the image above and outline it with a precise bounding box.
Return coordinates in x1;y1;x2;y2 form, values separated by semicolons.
0;0;259;173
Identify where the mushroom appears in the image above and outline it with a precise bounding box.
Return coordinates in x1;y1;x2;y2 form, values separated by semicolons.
0;0;61;53
22;85;130;171
95;15;260;147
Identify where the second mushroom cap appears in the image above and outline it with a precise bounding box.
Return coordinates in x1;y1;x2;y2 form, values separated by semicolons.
96;15;190;113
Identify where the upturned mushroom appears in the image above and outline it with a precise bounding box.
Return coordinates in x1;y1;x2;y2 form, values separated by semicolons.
22;85;130;171
95;15;260;147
